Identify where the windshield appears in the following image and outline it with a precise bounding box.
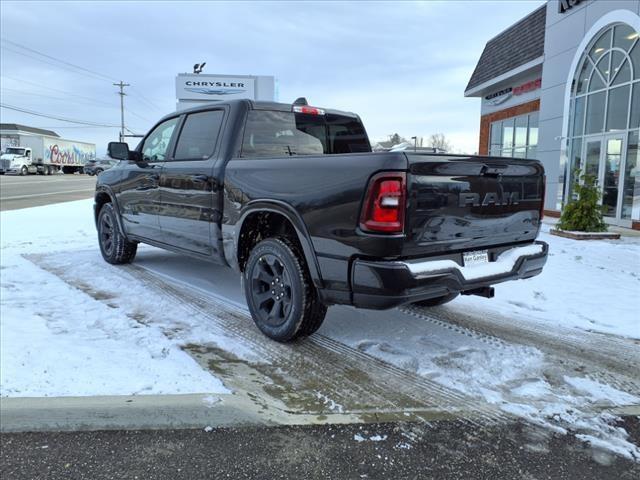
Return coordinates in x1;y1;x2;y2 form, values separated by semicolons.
241;110;371;157
5;148;26;155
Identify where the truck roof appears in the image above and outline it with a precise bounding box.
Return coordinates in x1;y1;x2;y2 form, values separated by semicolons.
164;99;360;123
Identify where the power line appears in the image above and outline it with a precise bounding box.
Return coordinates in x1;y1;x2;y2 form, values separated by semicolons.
0;103;120;127
1;87;118;110
1;45;111;83
129;86;166;112
2;77;153;124
1;39;158;126
1;75;117;107
1;37;117;82
124;107;152;123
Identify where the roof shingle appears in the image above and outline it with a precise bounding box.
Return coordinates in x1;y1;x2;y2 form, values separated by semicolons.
465;5;546;93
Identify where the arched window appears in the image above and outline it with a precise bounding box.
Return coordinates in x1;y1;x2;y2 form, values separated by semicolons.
564;23;640;222
570;23;639;137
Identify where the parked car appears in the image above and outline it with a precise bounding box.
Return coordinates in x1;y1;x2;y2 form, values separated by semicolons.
84;159;118;176
95;98;548;342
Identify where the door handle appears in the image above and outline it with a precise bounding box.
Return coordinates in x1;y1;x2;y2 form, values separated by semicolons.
191;174;209;182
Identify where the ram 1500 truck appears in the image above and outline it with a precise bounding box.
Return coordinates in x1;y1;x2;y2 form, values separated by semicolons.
96;99;548;342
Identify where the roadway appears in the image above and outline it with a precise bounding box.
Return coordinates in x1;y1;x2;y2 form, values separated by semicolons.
0;174;96;211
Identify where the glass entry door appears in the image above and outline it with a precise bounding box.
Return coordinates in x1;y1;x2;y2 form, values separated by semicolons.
601;136;624;219
580;134;627;222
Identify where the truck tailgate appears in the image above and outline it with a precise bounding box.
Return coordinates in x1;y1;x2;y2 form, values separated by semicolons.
403;154;544;257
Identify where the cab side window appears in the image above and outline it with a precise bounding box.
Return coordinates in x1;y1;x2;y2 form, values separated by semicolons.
174;110;224;160
142;117;179;162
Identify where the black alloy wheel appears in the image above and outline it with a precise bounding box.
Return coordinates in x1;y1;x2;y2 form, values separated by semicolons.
244;237;327;342
251;253;293;328
97;203;137;264
99;209;115;257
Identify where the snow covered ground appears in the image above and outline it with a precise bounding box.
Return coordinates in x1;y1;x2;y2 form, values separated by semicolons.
451;223;639;340
0;200;232;397
1;198;639;460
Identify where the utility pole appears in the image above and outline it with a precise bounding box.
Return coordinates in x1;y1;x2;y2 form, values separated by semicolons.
113;81;130;142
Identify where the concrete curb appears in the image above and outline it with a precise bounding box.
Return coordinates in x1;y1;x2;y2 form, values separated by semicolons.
0;393;273;433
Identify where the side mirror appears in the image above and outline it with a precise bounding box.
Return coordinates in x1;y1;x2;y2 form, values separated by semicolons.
107;142;130;160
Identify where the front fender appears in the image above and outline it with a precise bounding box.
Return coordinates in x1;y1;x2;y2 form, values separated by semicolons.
224;200;324;289
94;185;128;239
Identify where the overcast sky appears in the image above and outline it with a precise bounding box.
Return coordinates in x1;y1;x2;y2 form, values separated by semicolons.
1;0;545;155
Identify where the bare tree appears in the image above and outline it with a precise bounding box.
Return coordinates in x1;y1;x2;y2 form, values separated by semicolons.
389;133;408;145
427;133;452;152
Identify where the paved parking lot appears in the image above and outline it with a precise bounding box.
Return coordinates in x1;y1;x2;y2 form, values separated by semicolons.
0;175;96;211
3;420;639;480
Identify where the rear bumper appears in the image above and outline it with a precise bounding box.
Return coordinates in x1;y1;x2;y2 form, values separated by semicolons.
350;241;548;309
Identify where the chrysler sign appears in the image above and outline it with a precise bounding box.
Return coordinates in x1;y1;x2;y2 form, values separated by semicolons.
485;78;542;106
176;75;255;101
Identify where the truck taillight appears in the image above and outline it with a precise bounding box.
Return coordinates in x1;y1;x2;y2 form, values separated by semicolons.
359;172;406;233
292;105;325;115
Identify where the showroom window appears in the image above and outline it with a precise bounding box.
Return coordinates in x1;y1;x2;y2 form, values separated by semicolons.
489;112;539;159
565;22;640;221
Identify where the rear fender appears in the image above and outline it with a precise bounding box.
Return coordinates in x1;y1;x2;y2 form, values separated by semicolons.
226;200;324;289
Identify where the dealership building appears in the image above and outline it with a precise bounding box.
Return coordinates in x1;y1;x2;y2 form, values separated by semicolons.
465;0;640;229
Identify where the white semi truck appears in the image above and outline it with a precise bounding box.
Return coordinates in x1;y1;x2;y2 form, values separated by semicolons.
0;135;96;175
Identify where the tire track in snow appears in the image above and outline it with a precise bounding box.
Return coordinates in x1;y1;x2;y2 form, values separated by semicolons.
125;263;511;426
402;305;640;396
25;253;511;426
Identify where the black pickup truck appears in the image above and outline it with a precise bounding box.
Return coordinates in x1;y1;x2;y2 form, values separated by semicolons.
96;98;548;342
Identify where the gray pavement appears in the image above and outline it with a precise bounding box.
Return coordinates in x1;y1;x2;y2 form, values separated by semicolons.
0;174;96;211
2;420;639;480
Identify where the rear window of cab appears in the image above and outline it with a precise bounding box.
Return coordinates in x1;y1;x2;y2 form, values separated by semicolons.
241;110;371;158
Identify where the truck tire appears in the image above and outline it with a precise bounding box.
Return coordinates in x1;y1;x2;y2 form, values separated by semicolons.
412;292;459;308
244;237;327;342
97;203;137;265
20;166;28;176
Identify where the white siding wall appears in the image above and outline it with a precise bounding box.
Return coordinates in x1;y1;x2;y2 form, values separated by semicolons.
538;0;640;210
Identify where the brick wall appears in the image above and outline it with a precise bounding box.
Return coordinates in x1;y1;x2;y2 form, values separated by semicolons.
478;99;541;155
